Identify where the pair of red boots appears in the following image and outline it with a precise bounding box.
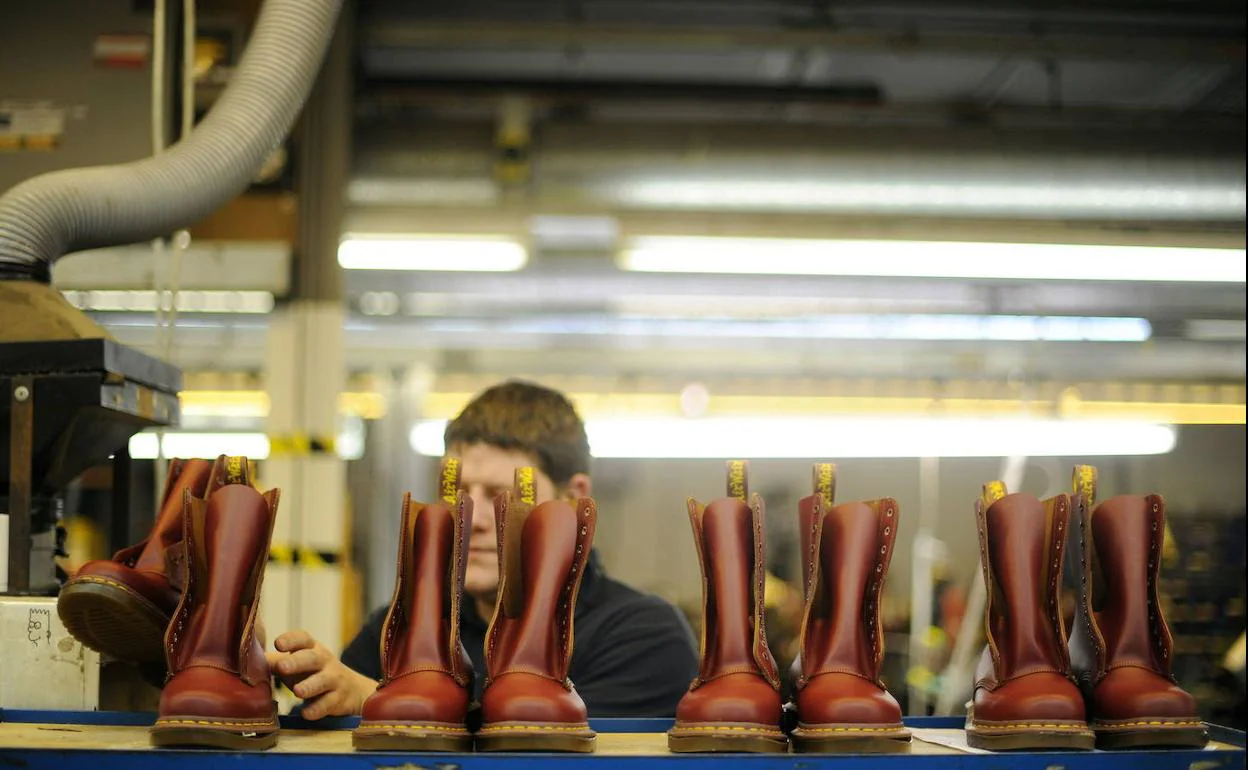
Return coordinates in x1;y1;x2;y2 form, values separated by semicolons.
352;459;598;753
967;465;1207;751
58;456;281;749
667;461;912;754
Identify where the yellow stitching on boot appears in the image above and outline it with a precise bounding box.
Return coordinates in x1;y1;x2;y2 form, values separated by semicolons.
971;723;1091;731
796;726;907;733
478;724;592;733
155;719;277;727
358;725;469;732
71;576;134;591
1094;720;1203;728
672;726;785;735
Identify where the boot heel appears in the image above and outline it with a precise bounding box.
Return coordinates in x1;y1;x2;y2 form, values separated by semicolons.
351;723;473;752
475;724;597;752
667;727;788;753
57;578;169;662
965;725;1096;751
150;719;279;750
1093;721;1209;750
791;724;912;754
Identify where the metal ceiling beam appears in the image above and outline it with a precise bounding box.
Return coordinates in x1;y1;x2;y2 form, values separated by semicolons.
357;81;1243;131
96;317;1247;382
360;19;1245;64
341;270;1248;322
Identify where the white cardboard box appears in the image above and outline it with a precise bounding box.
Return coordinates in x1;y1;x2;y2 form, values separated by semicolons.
0;595;100;710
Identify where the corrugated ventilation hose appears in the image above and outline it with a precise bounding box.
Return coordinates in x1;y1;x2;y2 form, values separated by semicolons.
0;0;344;280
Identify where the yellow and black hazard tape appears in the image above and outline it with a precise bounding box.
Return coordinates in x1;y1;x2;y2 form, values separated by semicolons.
268;545;343;567
267;434;336;457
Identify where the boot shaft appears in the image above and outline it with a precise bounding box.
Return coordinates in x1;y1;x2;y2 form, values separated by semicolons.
115;458;213;573
380;457;474;686
686;461;780;688
165;455;277;686
976;483;1071;682
796;463;899;686
485;467;596;684
1069;465;1174;680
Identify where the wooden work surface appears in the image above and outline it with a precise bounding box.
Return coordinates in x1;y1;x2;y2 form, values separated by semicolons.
0;722;964;755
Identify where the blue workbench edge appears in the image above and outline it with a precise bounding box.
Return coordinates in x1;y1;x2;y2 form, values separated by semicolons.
0;710;966;732
2;709;1243;748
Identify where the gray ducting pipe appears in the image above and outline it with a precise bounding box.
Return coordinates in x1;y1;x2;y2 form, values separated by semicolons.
0;0;344;280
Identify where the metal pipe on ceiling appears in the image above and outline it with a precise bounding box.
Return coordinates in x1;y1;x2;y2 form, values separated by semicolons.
351;122;1246;221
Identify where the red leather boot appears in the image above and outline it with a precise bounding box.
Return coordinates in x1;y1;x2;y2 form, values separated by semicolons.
667;461;787;754
353;458;475;751
1068;465;1207;749
150;455;281;750
58;458;213;663
790;463;911;753
965;482;1094;751
476;467;597;753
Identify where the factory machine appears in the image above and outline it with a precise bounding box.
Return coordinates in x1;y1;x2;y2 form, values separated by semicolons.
0;0;343;710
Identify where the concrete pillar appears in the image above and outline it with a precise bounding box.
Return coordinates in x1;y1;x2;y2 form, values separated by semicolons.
260;0;354;656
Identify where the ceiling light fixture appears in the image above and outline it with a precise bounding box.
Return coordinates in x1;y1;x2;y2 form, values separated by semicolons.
410;417;1178;459
619;237;1246;283
338;234;528;271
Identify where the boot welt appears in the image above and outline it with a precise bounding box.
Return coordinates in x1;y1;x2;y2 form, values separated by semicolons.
352;721;472;752
966;720;1095;751
1092;719;1208;750
475;722;597;753
791;723;912;754
58;577;170;664
150;716;279;750
667;723;789;753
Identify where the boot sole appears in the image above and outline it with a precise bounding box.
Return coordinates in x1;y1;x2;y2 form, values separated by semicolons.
1093;721;1208;750
667;733;789;754
667;725;789;754
352;722;472;752
57;577;169;664
966;723;1095;751
791;724;912;754
150;718;279;750
475;724;597;753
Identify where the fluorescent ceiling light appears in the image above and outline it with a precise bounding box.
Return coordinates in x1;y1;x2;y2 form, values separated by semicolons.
129;429;366;461
62;290;275;313
338;235;527;271
130;432;271;460
410;417;1176;459
347;178;499;206
607;179;1246;220
619;237;1247;283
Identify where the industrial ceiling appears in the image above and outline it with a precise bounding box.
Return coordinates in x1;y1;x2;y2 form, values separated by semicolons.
68;0;1248;388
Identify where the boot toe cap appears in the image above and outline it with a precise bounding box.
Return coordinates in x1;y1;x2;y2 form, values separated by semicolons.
362;671;469;724
675;672;783;727
1089;667;1200;723
159;666;275;721
481;672;588;726
797;673;902;726
974;672;1087;724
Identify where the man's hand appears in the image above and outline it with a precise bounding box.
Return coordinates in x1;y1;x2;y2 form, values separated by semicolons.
266;630;378;720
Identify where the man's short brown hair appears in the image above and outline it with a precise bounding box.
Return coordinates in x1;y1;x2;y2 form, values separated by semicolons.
444;380;591;485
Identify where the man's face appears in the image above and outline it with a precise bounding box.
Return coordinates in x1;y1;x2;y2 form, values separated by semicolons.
453;442;560;600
